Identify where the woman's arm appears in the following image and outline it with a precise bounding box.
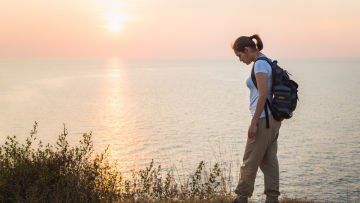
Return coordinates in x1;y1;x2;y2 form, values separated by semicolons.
248;72;268;138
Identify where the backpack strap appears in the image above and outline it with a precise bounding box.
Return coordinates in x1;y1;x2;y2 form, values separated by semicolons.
251;57;273;129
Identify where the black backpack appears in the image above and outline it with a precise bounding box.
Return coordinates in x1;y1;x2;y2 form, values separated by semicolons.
251;57;299;128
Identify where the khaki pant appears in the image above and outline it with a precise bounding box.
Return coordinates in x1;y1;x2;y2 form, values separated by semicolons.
235;116;281;199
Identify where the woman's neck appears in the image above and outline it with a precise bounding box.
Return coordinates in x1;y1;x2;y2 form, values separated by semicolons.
251;51;261;62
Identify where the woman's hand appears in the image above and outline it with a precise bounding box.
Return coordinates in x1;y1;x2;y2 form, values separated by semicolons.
248;121;258;138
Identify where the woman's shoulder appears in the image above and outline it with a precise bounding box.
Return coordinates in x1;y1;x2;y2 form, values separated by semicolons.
254;59;271;74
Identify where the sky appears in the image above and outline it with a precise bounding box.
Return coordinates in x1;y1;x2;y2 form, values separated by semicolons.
0;0;359;59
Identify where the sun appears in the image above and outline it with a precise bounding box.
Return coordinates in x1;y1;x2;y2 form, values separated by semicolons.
105;22;122;32
103;13;127;32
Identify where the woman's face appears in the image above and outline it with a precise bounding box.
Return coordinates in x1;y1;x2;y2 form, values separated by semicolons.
234;48;252;65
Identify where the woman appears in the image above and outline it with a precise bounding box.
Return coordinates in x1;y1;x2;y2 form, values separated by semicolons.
232;34;282;203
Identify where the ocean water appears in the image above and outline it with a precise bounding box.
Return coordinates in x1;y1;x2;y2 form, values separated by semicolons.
0;58;359;201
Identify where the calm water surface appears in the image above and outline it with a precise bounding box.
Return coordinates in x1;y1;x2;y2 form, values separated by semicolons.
0;58;359;201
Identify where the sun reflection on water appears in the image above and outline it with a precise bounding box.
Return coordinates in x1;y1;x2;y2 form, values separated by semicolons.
101;57;140;171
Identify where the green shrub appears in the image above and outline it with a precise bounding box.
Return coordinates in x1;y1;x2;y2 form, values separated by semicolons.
0;122;229;202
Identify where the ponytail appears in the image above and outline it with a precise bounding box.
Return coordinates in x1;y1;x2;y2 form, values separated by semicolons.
249;34;263;51
232;34;263;52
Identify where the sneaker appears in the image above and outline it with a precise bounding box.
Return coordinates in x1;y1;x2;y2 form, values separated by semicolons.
265;196;279;203
232;196;248;203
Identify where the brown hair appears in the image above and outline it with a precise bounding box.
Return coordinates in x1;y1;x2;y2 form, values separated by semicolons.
232;34;263;52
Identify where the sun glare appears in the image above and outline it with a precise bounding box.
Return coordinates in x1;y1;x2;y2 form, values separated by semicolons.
105;22;122;32
103;13;127;32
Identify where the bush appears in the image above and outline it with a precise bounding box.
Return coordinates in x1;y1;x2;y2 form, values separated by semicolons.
0;122;229;202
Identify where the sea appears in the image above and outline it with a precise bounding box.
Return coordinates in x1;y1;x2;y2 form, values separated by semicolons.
0;57;359;201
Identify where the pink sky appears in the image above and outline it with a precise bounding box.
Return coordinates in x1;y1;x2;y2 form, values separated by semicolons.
0;0;359;59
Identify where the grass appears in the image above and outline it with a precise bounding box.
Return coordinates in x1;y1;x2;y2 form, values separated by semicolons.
0;122;316;202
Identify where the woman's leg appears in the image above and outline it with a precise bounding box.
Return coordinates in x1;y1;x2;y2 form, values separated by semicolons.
260;117;281;202
260;139;280;201
234;118;270;198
